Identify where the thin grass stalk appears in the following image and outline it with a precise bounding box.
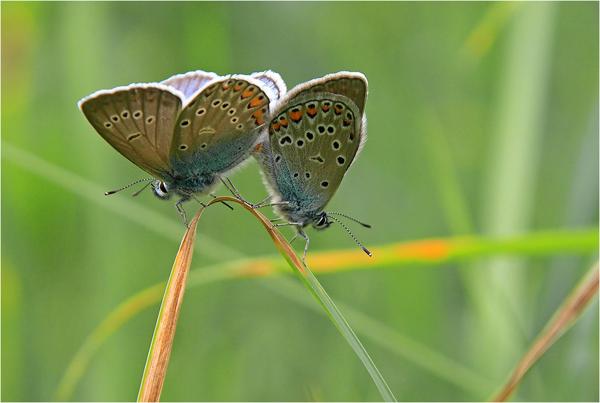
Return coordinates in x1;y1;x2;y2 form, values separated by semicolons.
137;211;202;401
492;262;599;402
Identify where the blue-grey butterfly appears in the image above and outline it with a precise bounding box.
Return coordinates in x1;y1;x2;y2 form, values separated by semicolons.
78;70;286;223
254;72;371;259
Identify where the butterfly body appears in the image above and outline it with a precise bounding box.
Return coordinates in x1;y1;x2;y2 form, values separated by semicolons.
79;70;286;220
254;72;370;256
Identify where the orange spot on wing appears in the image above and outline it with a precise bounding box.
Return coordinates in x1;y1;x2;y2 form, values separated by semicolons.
271;122;281;132
321;104;330;112
241;88;254;99
233;83;243;91
306;106;317;118
279;117;289;127
289;110;303;122
249;96;264;108
253;109;265;125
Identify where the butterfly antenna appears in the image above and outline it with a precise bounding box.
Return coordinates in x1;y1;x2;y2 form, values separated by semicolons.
327;215;372;257
105;178;154;196
131;181;153;197
326;211;372;228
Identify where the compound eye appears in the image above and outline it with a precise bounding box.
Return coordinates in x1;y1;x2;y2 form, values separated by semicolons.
153;181;170;199
317;215;327;227
159;182;168;194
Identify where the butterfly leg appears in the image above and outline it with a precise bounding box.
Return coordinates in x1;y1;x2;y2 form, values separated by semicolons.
175;198;189;227
272;222;308;261
209;193;234;211
252;196;290;209
184;192;207;209
288;232;299;244
273;222;303;228
218;177;282;209
251;195;272;208
297;228;310;265
219;176;253;206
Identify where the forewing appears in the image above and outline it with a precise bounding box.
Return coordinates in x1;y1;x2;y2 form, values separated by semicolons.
79;84;183;178
285;72;367;115
267;93;363;212
161;70;219;102
170;75;273;175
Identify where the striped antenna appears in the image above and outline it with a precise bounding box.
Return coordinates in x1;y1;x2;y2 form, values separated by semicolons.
326;211;372;228
105;178;154;196
328;215;372;257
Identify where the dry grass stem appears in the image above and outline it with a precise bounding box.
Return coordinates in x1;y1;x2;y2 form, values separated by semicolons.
493;262;599;401
137;211;202;401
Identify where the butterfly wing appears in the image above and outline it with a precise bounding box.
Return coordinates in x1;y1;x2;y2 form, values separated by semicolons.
264;92;364;214
170;74;284;176
161;70;219;102
286;71;367;115
78;84;183;179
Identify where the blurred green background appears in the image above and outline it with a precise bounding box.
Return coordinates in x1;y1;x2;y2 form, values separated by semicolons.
2;2;598;401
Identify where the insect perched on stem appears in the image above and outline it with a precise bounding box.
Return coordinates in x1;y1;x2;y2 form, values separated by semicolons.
253;72;372;261
78;70;286;224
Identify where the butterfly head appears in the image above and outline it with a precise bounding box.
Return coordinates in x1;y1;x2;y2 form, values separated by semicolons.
151;180;172;200
312;212;332;230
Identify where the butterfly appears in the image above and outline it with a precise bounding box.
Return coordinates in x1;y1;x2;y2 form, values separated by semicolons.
78;70;286;223
253;72;371;260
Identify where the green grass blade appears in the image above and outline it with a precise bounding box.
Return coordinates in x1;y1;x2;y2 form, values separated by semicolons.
294;264;397;401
